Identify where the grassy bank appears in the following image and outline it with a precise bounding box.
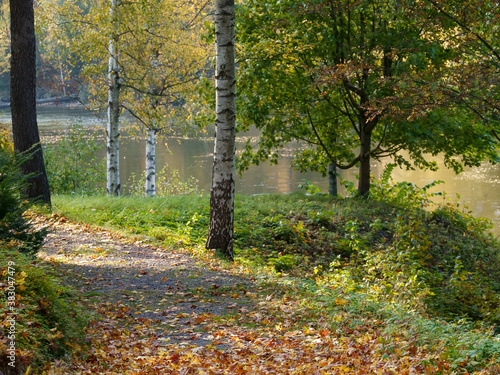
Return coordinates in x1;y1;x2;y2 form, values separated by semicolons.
47;186;500;372
0;245;88;373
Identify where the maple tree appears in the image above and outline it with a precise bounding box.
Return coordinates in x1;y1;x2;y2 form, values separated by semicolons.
237;0;500;197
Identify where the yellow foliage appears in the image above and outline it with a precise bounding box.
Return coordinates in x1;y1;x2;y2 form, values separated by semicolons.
0;127;12;150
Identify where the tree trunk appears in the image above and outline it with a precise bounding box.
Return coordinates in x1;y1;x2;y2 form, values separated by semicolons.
57;49;67;96
107;0;120;196
357;125;372;198
328;162;337;196
206;0;236;260
0;352;26;375
10;0;51;205
145;127;157;197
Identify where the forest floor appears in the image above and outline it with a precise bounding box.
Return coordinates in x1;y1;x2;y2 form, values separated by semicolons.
36;215;493;374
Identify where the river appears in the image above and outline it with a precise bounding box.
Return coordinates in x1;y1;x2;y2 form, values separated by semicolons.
1;104;499;235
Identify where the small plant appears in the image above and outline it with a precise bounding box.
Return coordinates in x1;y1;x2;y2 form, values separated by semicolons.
298;180;322;195
125;165;200;197
371;163;444;209
339;178;357;197
44;123;105;195
269;254;301;272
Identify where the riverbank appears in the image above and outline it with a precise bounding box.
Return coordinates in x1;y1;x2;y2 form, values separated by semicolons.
33;190;500;373
0;96;80;109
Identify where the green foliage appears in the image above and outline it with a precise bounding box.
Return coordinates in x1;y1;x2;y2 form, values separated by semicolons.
269;254;301;273
0;132;47;257
236;0;499;195
44;124;105;195
298;180;322;195
0;247;88;371
370;163;444;209
341;178;500;328
125;165;201;197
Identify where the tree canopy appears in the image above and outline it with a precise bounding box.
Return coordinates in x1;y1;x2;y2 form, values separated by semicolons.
236;0;500;196
46;0;211;128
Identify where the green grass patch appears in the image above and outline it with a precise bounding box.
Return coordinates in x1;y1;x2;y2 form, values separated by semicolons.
50;191;500;327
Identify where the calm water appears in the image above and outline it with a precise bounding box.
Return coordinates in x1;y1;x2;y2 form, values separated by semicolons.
1;105;499;235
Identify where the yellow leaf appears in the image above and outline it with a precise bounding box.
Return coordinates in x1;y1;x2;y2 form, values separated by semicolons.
335;297;347;306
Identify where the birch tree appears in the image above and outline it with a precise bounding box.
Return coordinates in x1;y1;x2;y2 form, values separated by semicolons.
116;0;210;197
206;0;236;260
44;0;210;196
107;0;121;195
145;126;158;197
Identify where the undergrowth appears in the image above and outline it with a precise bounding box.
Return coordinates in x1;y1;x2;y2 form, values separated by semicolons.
48;170;500;371
0;130;89;373
0;246;89;373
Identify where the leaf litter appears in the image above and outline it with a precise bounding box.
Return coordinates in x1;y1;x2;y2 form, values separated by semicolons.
33;215;497;374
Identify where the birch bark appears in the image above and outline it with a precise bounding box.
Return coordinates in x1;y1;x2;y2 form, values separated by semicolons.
145;127;157;197
206;0;236;260
106;0;121;196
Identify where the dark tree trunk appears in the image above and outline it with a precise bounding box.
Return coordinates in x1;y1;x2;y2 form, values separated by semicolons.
328;162;337;196
357;126;372;198
10;0;51;205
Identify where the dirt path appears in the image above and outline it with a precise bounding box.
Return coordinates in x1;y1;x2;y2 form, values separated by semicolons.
39;217;258;349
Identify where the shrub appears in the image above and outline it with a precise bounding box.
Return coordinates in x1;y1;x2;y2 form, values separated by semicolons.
44;123;105;195
343;168;500;327
125;165;200;197
0;130;46;257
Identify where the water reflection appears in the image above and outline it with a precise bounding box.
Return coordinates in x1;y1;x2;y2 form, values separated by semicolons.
121;135;327;195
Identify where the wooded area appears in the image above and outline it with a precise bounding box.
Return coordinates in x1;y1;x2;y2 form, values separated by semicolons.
1;0;500;198
2;0;500;373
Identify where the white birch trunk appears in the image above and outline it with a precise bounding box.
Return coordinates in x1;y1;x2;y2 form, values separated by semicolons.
145;127;157;197
206;0;236;260
106;0;120;196
57;49;66;96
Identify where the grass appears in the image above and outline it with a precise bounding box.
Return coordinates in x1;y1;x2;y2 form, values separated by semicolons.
46;190;500;372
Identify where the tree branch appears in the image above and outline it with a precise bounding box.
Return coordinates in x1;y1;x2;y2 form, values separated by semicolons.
424;0;500;62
